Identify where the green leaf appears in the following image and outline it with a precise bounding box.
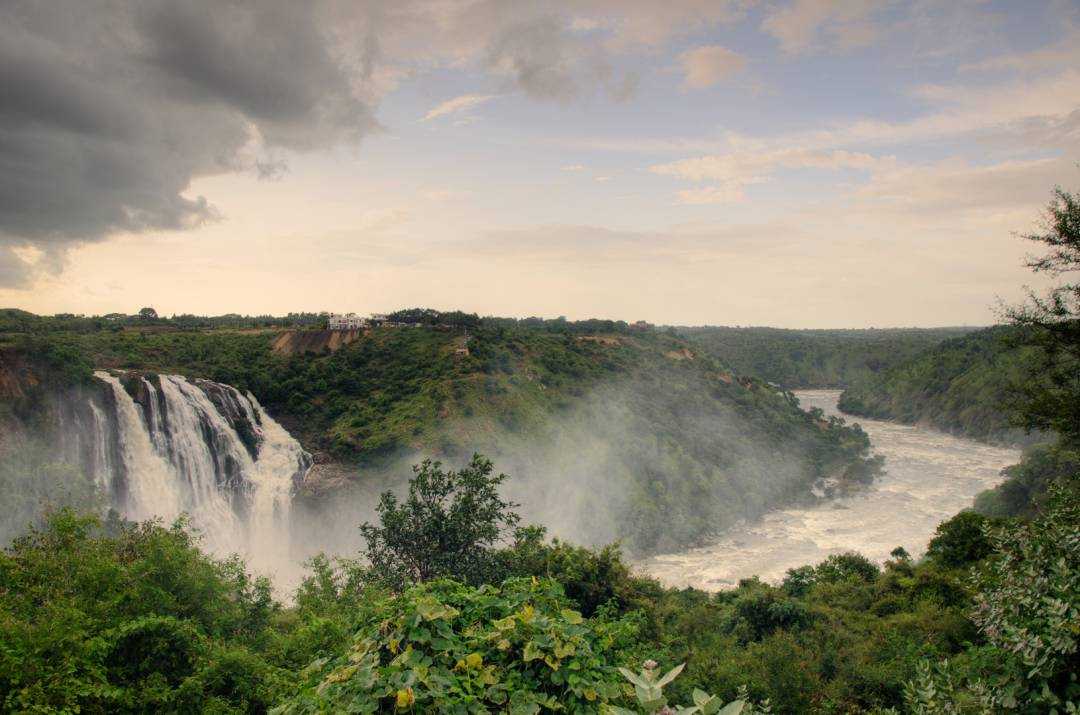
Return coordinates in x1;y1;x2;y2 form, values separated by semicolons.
717;700;746;715
509;691;542;715
560;608;584;624
656;663;685;688
523;641;542;662
617;667;651;690
493;616;517;631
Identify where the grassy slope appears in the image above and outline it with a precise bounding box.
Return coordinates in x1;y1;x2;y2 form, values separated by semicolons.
837;326;1043;445
679;326;974;389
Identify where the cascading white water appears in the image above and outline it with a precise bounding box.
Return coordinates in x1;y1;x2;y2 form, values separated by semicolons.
86;371;311;576
96;372;183;525
238;390;306;570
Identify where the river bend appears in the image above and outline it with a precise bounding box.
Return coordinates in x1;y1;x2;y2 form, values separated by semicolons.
639;390;1021;590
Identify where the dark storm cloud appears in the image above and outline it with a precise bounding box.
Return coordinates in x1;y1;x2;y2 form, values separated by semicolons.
0;0;728;288
0;0;377;286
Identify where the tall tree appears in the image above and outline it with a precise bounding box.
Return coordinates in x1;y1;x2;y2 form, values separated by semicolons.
359;454;521;589
1005;186;1080;443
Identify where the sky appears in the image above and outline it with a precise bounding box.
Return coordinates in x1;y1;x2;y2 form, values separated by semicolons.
1;0;1078;328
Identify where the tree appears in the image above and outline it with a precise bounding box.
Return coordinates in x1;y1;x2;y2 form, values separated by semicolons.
138;307;159;320
1005;186;1080;444
359;454;522;589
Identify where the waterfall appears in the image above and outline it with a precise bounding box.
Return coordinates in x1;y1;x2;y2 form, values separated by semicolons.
83;371;311;573
95;372;183;525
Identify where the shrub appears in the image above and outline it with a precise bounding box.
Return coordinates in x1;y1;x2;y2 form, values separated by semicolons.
272;577;641;714
924;511;1003;568
812;551;880;584
970;486;1080;712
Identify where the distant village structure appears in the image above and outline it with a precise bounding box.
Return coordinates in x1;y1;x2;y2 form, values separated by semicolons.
326;312;396;330
325;310;477;334
327;312;364;330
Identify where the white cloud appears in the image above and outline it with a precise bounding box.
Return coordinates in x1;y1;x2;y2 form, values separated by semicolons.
594;176;611;182
422;94;498;122
652;148;893;203
679;45;746;90
761;0;889;55
852;156;1068;223
653;148;891;182
562;164;586;171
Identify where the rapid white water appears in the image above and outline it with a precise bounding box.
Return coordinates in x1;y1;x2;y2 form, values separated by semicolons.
639;390;1022;590
70;371;310;575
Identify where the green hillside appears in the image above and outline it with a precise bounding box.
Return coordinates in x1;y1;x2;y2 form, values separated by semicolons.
678;326;974;389
837;326;1043;445
0;311;879;554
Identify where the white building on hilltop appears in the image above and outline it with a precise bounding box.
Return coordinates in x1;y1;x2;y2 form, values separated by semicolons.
328;312;364;330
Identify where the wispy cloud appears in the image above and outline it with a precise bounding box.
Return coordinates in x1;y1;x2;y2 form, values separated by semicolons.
652;148;894;203
679;46;746;90
761;0;889;55
959;28;1080;73
676;184;750;205
422;94;498;122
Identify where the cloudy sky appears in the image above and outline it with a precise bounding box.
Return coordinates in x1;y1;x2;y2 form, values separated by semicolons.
1;0;1078;327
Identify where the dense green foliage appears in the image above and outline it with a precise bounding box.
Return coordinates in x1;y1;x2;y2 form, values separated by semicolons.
678;327;972;389
837;327;1040;445
386;308;483;327
973;443;1080;517
0;307;327;333
0;511;297;713
904;487;1080;713
970;487;1080;712
273;577;640;714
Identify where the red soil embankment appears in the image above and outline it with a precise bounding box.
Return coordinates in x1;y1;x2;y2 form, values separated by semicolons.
270;329;365;356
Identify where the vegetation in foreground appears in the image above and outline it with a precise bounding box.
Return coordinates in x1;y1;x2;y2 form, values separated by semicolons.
1;456;1077;714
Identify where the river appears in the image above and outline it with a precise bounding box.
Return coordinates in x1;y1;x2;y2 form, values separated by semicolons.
638;390;1021;590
